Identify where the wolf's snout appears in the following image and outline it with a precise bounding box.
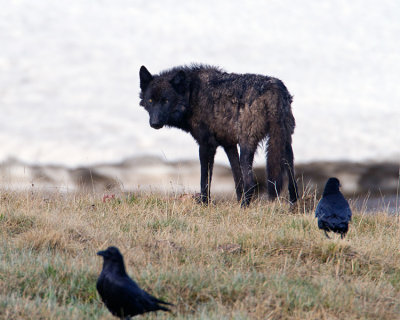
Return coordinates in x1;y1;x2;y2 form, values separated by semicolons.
149;118;164;129
150;123;163;129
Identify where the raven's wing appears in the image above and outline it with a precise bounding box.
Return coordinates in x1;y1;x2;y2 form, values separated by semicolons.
315;197;332;219
141;287;173;307
106;274;171;316
97;272;144;317
316;195;351;221
329;193;352;222
126;278;172;312
98;268;172;317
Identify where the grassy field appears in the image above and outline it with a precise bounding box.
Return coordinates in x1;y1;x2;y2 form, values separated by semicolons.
1;188;400;319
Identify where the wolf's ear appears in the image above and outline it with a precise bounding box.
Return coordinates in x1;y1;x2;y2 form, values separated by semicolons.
170;70;186;95
139;66;153;91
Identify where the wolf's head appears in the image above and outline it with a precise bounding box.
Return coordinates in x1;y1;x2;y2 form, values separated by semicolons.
139;66;190;130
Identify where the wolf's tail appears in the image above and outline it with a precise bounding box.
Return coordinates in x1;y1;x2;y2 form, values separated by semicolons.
266;93;298;203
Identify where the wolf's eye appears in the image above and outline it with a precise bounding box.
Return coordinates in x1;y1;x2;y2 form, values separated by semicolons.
148;99;152;103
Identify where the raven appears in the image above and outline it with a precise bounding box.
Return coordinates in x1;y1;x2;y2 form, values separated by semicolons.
96;246;172;319
315;177;352;239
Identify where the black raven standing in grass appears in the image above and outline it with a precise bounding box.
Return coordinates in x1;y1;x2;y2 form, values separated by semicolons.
96;246;172;319
315;177;352;239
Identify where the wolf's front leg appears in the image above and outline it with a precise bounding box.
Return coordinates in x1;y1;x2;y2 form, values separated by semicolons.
198;144;216;204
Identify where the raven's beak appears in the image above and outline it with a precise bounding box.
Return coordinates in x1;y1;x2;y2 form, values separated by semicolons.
97;250;107;257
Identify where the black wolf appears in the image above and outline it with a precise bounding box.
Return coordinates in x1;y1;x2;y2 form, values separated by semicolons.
315;177;352;239
139;64;298;206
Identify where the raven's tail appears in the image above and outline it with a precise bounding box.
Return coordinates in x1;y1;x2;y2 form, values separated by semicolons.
155;297;173;306
156;304;172;313
154;297;174;312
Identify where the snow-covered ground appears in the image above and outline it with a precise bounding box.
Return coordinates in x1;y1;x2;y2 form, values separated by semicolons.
1;0;399;167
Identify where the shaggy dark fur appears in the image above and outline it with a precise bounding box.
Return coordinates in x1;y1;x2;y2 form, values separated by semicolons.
139;64;298;206
97;246;172;319
315;177;352;238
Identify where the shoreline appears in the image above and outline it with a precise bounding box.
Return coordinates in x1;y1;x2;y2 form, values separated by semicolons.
0;156;398;213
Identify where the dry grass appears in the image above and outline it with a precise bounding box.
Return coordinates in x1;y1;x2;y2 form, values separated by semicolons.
1;188;400;319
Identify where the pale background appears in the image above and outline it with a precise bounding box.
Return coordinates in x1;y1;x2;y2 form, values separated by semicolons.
1;0;399;168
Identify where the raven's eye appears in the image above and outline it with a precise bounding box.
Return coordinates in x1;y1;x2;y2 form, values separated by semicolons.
148;99;152;103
